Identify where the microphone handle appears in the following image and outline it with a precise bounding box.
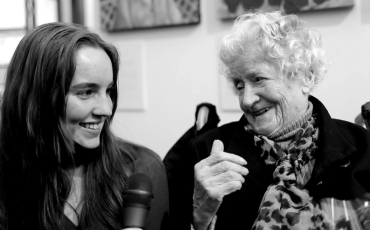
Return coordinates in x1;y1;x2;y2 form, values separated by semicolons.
122;204;149;230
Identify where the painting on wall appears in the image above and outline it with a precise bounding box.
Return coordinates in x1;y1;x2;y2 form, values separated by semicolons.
100;0;200;32
218;0;355;20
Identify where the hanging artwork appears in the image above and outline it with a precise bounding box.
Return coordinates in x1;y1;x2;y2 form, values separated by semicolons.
218;0;354;20
100;0;200;32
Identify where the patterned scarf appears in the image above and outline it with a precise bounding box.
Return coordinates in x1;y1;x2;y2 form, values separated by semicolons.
249;116;330;230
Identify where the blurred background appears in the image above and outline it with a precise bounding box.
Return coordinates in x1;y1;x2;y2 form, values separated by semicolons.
0;0;370;159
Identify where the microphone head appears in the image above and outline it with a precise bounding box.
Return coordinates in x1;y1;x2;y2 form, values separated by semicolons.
123;173;153;208
122;173;154;229
125;173;153;192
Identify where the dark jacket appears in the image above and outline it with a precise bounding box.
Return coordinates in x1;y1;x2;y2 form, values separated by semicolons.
163;103;220;230
172;96;370;230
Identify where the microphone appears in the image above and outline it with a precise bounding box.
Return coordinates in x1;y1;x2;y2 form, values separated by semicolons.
122;173;154;230
362;102;370;130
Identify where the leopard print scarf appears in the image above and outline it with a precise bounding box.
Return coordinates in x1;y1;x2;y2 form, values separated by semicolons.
250;116;330;230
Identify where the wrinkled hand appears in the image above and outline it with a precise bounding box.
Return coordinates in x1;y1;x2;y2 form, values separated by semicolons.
192;140;249;230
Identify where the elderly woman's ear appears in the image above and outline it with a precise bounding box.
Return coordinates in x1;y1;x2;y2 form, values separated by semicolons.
302;73;315;94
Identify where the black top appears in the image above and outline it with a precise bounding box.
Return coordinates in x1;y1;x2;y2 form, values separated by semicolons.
62;142;170;230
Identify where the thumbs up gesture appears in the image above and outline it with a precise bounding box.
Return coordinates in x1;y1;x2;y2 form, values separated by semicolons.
192;140;249;230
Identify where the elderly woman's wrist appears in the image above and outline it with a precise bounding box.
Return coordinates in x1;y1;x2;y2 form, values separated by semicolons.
192;209;214;230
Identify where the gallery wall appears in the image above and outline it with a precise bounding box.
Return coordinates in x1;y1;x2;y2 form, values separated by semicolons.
2;0;370;159
83;0;370;159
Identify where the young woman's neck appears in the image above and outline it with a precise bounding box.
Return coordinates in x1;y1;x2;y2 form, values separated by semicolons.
65;165;85;226
71;165;84;177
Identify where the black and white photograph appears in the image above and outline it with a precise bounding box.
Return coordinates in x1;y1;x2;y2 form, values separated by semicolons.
100;0;200;31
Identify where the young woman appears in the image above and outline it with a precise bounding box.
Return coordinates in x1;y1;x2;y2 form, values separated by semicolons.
0;22;169;230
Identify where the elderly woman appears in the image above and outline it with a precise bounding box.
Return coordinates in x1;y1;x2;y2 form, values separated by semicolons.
176;11;370;230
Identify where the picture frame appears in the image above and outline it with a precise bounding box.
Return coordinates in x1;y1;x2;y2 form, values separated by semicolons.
218;0;355;20
100;0;201;32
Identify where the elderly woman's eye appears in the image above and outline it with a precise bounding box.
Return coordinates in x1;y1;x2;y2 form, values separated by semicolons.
106;88;112;96
108;84;117;95
253;77;265;83
236;82;244;90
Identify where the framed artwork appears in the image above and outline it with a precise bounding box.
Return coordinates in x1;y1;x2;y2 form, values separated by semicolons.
218;0;355;20
100;0;200;32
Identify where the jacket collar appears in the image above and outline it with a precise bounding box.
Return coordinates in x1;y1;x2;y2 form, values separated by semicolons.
308;95;356;179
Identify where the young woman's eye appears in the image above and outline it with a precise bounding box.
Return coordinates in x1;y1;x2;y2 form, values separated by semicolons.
77;90;93;98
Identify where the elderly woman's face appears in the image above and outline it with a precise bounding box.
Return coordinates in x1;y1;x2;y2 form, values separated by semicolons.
233;62;309;136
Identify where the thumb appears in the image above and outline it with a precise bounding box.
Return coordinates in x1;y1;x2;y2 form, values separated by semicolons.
211;140;224;155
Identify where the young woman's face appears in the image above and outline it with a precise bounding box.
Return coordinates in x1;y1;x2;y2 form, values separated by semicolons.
65;46;114;149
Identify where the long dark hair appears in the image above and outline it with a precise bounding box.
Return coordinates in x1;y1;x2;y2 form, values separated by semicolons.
0;22;132;229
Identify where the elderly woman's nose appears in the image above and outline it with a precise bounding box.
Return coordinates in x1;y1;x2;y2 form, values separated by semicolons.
242;85;259;107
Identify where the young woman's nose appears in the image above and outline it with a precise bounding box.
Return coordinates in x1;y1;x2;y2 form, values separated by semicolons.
93;95;113;117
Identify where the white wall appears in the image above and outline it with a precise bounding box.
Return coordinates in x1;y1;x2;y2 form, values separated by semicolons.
93;0;370;159
2;0;370;159
85;0;243;158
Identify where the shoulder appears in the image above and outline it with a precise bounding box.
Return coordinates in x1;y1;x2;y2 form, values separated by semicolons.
120;141;170;230
316;118;370;196
332;118;368;133
331;118;370;150
193;120;241;144
189;119;246;160
121;140;164;175
311;95;370;152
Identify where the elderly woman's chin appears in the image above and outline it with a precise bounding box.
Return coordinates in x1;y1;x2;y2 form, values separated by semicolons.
245;113;281;136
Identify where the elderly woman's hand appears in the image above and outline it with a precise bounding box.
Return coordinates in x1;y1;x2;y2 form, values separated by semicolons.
192;140;248;230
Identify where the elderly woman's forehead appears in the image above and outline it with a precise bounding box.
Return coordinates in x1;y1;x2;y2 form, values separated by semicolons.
230;60;281;79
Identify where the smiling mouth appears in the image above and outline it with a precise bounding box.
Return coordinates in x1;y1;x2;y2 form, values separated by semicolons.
252;108;270;117
80;123;99;130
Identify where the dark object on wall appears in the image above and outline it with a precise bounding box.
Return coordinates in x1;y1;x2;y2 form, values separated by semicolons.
100;0;200;32
218;0;354;20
